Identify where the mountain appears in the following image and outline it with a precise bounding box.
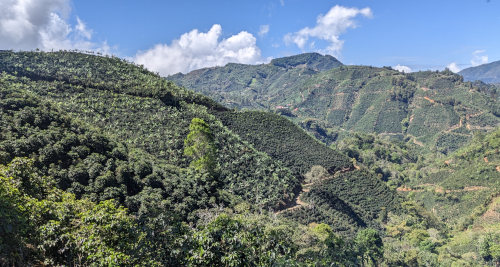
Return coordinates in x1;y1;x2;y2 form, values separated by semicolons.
168;53;343;110
269;52;343;70
459;60;500;84
0;51;405;265
169;56;500;154
2;51;498;266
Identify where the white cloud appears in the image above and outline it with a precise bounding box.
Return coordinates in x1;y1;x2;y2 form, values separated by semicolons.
470;50;488;66
284;5;372;56
280;0;285;7
76;17;92;39
393;64;412;73
446;62;461;73
134;24;262;76
0;0;109;52
258;24;270;37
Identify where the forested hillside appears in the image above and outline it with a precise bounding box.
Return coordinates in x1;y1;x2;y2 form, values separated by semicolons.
169;53;342;110
0;51;406;265
168;52;500;266
170;54;500;154
1;51;499;266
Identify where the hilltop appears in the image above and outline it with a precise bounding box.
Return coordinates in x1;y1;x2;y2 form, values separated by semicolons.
168;53;343;110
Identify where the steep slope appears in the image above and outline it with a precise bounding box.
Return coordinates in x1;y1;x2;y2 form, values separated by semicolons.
215;111;352;175
281;169;400;236
0;51;302;214
459;60;500;84
404;127;500;227
0;76;298;217
1;51;393;222
170;59;500;154
5;51;491;266
392;127;500;265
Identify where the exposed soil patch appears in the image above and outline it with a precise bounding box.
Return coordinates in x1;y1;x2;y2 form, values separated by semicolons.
481;196;500;222
397;184;488;193
423;96;435;104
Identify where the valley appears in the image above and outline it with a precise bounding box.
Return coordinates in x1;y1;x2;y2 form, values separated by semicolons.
0;51;498;266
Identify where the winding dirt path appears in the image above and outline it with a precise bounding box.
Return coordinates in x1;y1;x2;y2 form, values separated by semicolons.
480;195;500;222
407;134;424;147
275;184;312;214
423;96;436;104
397;183;489;193
275;166;353;214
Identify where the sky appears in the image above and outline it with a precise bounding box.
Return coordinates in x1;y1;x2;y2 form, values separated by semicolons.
1;0;499;76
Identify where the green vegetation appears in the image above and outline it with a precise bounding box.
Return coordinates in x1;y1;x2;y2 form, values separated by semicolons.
283;170;400;236
0;51;303;214
407;128;500;227
1;50;499;266
0;156;389;266
184;118;217;173
168;53;342;111
333;132;420;187
170;55;499;154
0;51;391;265
216;110;352;176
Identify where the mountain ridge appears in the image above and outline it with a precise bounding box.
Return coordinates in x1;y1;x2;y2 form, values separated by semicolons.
169;57;500;154
459;60;500;84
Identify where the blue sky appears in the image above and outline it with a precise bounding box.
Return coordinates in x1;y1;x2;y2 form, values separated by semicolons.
1;0;499;75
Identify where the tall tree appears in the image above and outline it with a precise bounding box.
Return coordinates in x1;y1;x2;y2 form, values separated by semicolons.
184;118;217;174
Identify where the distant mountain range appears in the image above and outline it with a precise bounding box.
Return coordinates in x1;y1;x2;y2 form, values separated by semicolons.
459;60;500;84
168;53;500;153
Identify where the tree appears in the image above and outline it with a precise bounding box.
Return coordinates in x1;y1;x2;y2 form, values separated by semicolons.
0;158;158;266
188;214;296;266
184;118;217;174
355;228;384;266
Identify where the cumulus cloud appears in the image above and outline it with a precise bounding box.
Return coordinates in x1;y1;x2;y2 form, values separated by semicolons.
134;24;262;76
446;62;461;73
259;24;270;37
284;5;372;56
0;0;109;52
393;64;412;73
470;50;488;66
